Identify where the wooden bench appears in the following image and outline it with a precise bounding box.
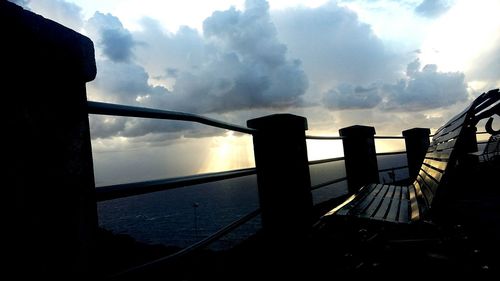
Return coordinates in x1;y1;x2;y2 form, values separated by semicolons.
322;89;500;224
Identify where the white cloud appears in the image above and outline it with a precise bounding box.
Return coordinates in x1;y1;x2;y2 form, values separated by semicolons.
323;84;382;110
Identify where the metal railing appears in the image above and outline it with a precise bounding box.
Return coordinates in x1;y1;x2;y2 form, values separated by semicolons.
96;168;256;202
89;101;262;276
88;101;255;134
89;101;490;276
309;156;345;165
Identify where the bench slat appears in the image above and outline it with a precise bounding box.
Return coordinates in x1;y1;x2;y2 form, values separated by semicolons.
336;184;378;216
417;173;433;206
423;158;447;172
398;186;409;223
373;185;396;219
408;185;420;221
425;151;451;161
436;138;458;152
350;184;385;215
359;185;390;217
385;186;401;222
433;112;468;138
420;167;441;195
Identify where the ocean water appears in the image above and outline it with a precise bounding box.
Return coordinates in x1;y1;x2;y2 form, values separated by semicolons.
97;154;408;250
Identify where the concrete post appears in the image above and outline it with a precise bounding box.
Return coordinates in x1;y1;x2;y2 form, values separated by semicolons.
247;114;313;239
403;128;431;181
339;125;379;194
3;2;97;278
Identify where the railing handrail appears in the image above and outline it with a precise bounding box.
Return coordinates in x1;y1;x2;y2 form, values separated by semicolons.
376;151;407;156
311;176;347;191
307;131;489;140
306;135;342;140
306;134;411;140
87;101;255;135
374;135;405;139
308;156;345;165
96;167;256;202
378;165;408;173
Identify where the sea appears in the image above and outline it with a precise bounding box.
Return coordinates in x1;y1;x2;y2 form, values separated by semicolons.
97;154;409;250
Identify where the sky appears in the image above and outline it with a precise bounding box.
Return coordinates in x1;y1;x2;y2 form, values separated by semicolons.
13;0;500;185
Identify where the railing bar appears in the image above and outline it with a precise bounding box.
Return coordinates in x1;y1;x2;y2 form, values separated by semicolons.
376;151;407;156
311;177;347;191
378;165;408;173
96;168;256;202
308;156;345;165
87;101;256;135
374;136;405;139
306;135;343;140
305;133;489;140
112;208;261;278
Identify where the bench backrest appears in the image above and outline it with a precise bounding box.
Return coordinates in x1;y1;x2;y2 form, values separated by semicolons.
412;89;500;217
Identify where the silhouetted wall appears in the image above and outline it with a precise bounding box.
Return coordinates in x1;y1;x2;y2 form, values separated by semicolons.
248;114;313;240
2;1;97;278
403;128;430;180
339;125;379;194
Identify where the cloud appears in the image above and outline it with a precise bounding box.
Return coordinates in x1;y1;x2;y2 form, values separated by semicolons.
467;36;500;88
382;59;468;111
86;12;135;62
323;84;382;110
415;0;451;18
134;0;308;114
87;0;309;140
272;2;401;91
133;20;206;79
26;0;83;31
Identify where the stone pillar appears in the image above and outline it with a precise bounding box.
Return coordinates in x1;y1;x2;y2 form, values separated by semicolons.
247;114;313;239
403;128;431;180
3;2;97;278
339;125;379;194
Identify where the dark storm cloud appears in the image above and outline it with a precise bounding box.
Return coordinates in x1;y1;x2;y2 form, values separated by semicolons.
86;12;135;62
382;59;468;111
137;0;308;114
272;2;401;88
88;0;309;140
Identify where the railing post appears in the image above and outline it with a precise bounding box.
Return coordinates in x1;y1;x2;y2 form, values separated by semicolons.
4;2;97;278
339;125;379;194
403;128;431;181
247;114;313;239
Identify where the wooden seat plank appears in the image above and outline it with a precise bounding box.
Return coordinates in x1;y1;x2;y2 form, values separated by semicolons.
397;186;409;223
373;185;396;219
385;186;402;222
408;185;420;221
